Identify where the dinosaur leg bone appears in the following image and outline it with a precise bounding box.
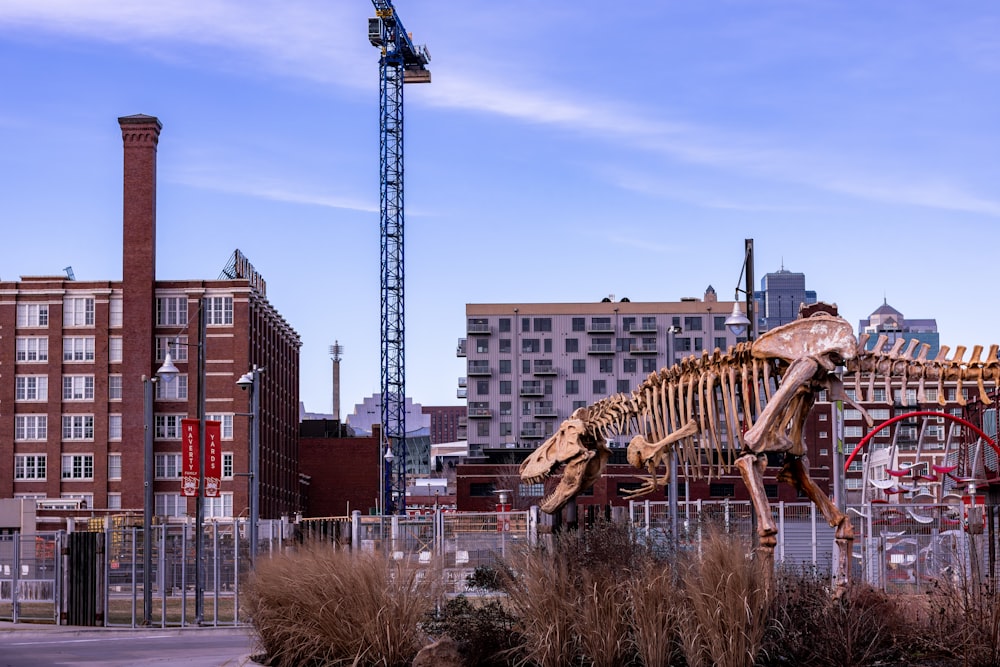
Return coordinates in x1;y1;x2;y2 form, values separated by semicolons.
743;357;819;454
736;453;778;550
625;420;699;498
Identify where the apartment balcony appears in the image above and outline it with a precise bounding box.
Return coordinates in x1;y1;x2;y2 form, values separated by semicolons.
468;408;493;419
587;322;615;334
467;321;491;335
520;425;547;439
520;383;544;396
456;388;467;399
587;343;614;354
630;344;658;355
458;377;467;388
627;321;658;334
533;405;558;419
456;338;467;357
533;361;557;375
457;425;467;440
467;362;492;376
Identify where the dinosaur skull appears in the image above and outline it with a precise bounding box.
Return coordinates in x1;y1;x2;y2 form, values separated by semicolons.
519;418;610;514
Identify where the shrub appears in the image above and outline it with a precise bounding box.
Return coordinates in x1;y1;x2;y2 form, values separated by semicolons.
420;595;519;667
243;543;441;667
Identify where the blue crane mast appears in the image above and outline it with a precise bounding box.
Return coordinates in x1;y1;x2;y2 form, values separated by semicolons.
368;1;430;514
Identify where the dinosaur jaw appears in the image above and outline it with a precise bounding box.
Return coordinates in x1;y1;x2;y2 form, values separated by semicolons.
520;419;610;514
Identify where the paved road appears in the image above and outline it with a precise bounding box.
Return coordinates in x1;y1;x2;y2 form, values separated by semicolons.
0;624;257;667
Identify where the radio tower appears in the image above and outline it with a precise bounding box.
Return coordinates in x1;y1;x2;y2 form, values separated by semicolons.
368;1;430;514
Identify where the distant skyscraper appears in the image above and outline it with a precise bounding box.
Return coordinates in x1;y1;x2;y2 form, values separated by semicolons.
755;266;817;332
859;300;940;357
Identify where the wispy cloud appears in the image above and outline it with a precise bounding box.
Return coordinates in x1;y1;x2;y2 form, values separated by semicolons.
172;170;377;214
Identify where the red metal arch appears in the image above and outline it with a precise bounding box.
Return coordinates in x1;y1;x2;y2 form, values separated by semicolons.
843;410;1000;472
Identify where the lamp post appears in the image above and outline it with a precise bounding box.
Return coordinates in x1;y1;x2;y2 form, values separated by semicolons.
236;365;265;567
666;325;682;547
156;298;206;624
141;375;156;626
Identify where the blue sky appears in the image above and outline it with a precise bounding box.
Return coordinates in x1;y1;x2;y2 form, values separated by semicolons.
1;2;998;415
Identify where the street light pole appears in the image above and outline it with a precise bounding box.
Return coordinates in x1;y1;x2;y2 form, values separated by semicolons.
141;375;156;626
237;365;265;566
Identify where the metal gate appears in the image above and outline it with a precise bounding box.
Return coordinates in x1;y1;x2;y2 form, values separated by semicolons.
66;531;103;626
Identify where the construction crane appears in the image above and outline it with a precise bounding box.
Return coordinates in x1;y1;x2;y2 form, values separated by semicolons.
368;1;430;515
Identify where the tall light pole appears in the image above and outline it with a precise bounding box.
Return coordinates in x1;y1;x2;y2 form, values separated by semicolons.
141;375;156;626
237;365;265;566
666;325;682;546
156;298;206;624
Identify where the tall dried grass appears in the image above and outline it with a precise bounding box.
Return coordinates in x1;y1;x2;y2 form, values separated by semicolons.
243;542;440;667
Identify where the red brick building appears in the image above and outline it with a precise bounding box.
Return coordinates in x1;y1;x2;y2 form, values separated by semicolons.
299;420;380;517
0;114;301;520
421;405;464;444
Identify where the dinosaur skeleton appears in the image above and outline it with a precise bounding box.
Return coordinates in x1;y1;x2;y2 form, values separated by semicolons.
520;310;999;581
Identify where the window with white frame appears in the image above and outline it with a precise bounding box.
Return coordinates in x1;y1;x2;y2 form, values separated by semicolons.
156;296;188;326
155;493;187;517
60;493;93;509
108;454;122;480
223;452;234;479
14;454;46;480
156;376;188;400
63;337;95;362
107;493;122;510
15;375;48;401
109;296;123;328
869;409;890;420
845;426;864;438
155;415;184;439
205;296;233;325
206;414;234;440
155;453;182;479
155;336;188;362
61;454;94;480
63;375;95;400
844;409;861;420
109;337;123;363
16;303;48;327
202;493;233;518
519;482;544;497
845;477;862;490
15;415;47;440
15;337;48;362
924;388;938;401
108;375;122;401
108;414;122;440
62;415;95;440
63;297;95;327
871;388;886;402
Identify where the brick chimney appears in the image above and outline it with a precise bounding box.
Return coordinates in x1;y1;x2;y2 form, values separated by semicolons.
119;114;161;509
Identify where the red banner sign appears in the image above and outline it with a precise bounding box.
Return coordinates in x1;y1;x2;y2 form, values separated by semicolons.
204;420;222;497
180;419;200;496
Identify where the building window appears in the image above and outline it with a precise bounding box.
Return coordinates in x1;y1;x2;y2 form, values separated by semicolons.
63;337;96;362
500;422;512;436
109;296;123;328
845;426;863;438
205;414;235;440
565;338;579;353
533;318;552;332
156;296;188;326
714;337;728;350
499;359;511;374
15;454;46;480
15;337;48;362
522;339;540;353
223;453;234;479
499;381;511;395
477;421;490;437
623;358;637;373
522;317;531;332
63;375;95;401
109;375;123;401
599;358;613;373
622;317;636;332
617;380;631;393
593;379;606;394
155;415;184;439
476;380;489;395
205;296;233;325
63;297;95;327
498;318;511;333
572;359;586;374
499;401;512;416
203;493;233;518
683;316;703;331
499;338;511;354
572;400;587;410
109;414;122;440
469;483;495;497
62;415;95;440
543;339;552;353
108;454;122;481
16;303;49;327
713;315;726;332
155;453;182;479
642;358;657;373
155;493;187;517
15;415;47;440
107;493;122;510
572;317;585;332
871;388;886;402
869;409;890;420
62;454;94;480
109;337;123;363
156;336;188;362
476;338;489;354
566;380;579;395
709;483;735;497
16;376;48;401
156;376;188;400
519;483;544;497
